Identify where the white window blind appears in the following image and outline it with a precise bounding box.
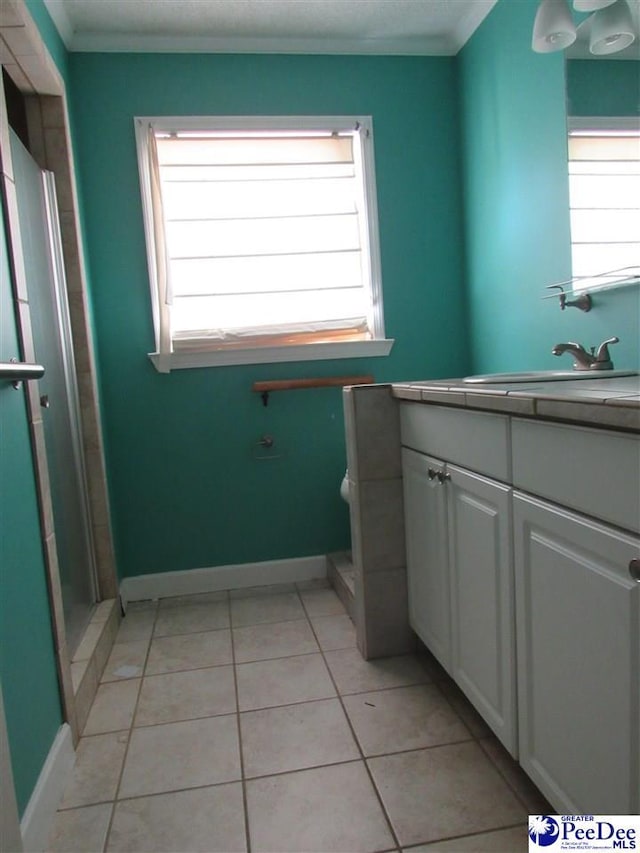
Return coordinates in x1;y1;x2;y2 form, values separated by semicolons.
568;124;640;290
135;117;389;371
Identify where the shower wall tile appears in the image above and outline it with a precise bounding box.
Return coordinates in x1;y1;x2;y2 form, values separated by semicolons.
24;97;46;168
43;128;72;212
40;94;65;130
85;450;109;526
72;603;120;738
91;599;116;624
71;659;90;693
95;607;120;680
73;622;103;664
94;523;118;600
74;657;98;736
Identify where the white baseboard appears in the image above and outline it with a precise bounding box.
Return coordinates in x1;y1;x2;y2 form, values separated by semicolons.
20;723;75;853
119;554;328;608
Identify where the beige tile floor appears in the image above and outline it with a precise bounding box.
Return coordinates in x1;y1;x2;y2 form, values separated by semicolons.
48;582;548;852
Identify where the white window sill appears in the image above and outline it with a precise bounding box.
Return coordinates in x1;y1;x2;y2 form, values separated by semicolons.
148;338;395;372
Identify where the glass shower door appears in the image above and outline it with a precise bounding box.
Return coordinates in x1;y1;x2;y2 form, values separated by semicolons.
10;129;97;655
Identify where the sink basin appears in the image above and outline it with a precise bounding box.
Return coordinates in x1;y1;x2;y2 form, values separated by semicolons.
463;370;639;384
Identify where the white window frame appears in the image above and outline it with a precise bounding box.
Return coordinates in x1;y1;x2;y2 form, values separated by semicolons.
134;115;393;371
567;116;640;293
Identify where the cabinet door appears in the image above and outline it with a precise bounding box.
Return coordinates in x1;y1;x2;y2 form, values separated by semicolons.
401;447;451;671
448;466;516;755
514;493;640;814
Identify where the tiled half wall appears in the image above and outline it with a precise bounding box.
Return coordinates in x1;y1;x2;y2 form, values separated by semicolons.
343;384;415;659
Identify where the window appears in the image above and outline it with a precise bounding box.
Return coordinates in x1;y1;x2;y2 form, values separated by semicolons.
134;116;392;371
567;117;640;291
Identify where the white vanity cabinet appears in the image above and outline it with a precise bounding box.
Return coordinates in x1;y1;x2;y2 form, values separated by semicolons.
447;463;516;755
514;493;640;815
399;400;640;813
402;447;451;670
400;405;517;754
511;418;640;815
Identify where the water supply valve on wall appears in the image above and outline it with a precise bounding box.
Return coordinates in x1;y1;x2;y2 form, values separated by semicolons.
253;434;282;461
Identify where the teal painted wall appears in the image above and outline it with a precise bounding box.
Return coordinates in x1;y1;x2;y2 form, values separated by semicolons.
0;201;62;816
458;0;640;373
567;59;640;117
67;53;470;579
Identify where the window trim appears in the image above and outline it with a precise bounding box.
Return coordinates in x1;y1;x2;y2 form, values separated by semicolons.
134;115;393;371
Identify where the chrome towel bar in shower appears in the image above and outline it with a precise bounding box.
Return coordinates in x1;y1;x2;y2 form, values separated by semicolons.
0;360;45;390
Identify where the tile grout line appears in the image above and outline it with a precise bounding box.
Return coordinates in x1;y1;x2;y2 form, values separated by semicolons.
299;584;531;849
100;598;160;853
422;670;552;819
433;677;550;815
400;820;527;850
296;582;404;853
476;736;552;816
55;585;540;850
152;611;312;641
229;588;252;853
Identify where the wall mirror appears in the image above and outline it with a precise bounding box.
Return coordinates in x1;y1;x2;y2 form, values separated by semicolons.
563;23;639;297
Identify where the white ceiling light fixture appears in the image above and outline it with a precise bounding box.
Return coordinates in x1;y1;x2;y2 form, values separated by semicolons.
532;0;578;52
589;0;636;53
573;0;615;12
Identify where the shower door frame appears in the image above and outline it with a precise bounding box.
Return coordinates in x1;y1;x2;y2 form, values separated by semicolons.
10;130;100;652
0;0;118;744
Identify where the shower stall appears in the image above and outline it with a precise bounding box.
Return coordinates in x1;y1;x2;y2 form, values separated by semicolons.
10;128;98;655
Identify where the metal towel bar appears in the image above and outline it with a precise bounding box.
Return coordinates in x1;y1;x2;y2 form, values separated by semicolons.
0;360;45;390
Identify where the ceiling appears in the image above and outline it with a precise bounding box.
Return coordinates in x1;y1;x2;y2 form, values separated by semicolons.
42;0;498;54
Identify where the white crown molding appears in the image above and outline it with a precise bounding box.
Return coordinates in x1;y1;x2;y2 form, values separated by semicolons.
56;32;460;55
43;0;497;55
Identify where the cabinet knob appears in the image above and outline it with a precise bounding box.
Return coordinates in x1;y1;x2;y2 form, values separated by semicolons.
437;470;451;484
428;468;438;481
630;559;640;582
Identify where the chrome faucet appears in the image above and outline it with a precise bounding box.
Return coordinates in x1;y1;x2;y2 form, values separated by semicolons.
551;336;619;371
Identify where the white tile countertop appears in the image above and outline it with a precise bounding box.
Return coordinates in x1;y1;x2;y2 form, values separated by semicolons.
392;374;640;432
